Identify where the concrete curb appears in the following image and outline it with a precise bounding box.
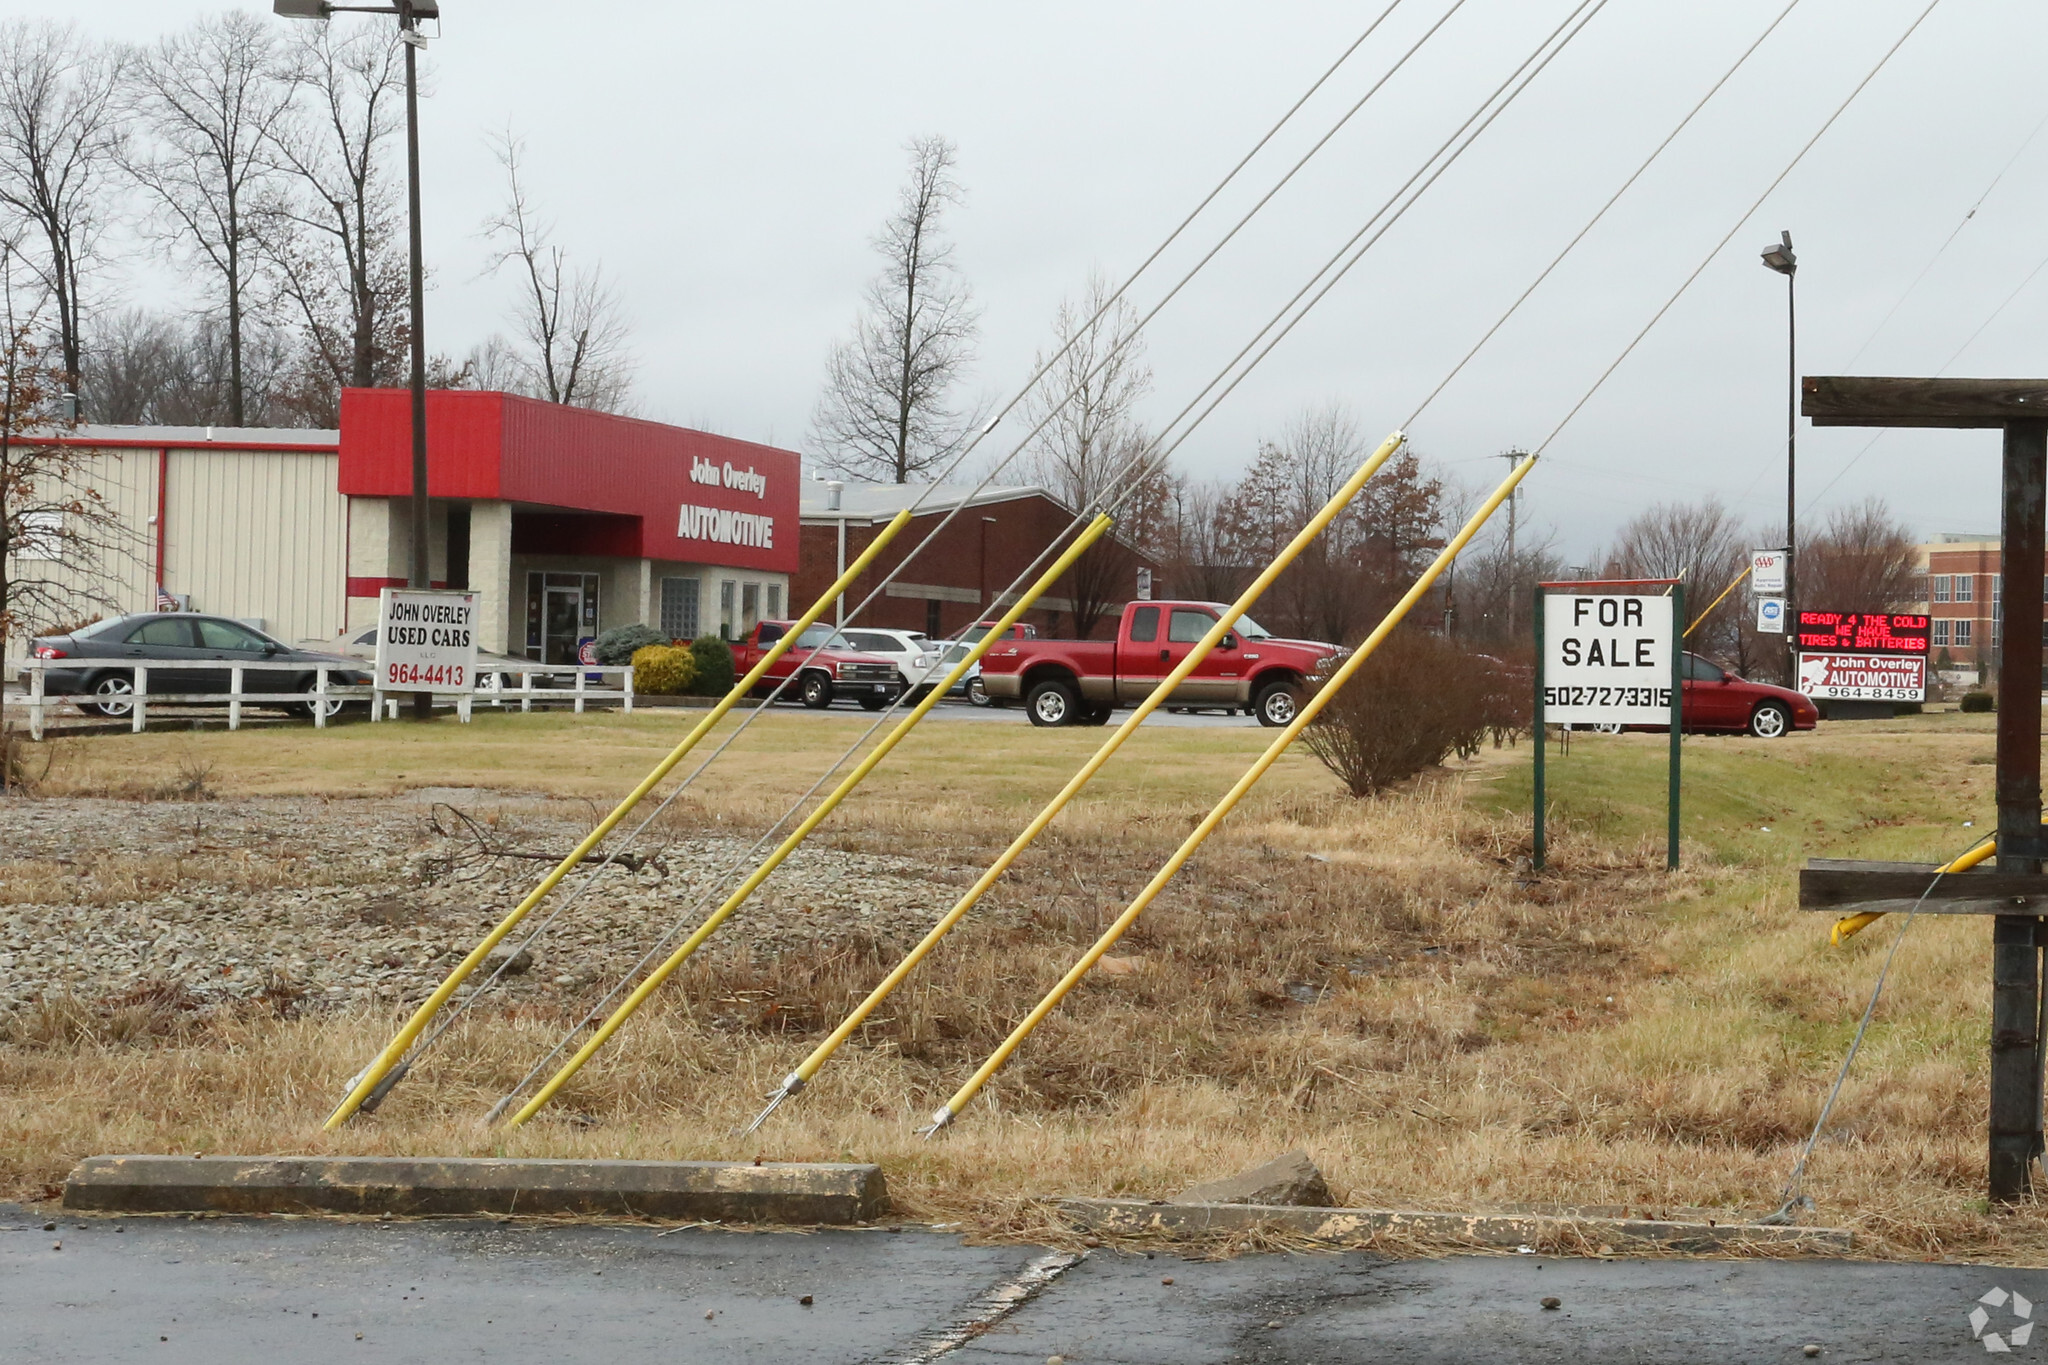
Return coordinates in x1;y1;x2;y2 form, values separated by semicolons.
1059;1198;1854;1254
63;1156;887;1224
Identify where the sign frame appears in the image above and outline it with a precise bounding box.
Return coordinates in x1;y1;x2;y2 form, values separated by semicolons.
1750;548;1787;595
1533;579;1682;872
373;586;481;694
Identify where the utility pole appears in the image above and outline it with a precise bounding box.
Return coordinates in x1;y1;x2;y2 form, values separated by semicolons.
1762;231;1797;686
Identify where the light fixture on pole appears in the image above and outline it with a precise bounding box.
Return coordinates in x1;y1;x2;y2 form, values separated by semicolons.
276;0;440;716
1761;229;1796;686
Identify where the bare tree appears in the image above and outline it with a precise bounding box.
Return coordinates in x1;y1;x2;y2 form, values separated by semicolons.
1795;498;1920;612
812;135;981;483
1602;496;1750;666
479;133;634;411
0;21;124;399
88;307;288;426
123;12;294;427
1019;275;1157;635
1157;474;1245;603
261;21;407;425
0;255;136;659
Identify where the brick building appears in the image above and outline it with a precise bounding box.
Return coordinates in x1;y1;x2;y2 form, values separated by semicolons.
796;482;1163;640
1915;533;2014;676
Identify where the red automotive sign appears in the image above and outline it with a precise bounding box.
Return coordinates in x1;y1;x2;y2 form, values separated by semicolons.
1797;652;1926;702
1794;610;1931;655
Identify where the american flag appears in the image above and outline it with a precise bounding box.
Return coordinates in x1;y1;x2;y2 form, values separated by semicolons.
155;585;179;612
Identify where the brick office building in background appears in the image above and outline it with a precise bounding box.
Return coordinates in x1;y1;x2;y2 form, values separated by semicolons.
797;482;1164;640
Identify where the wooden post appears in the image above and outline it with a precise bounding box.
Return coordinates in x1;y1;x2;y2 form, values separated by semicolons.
1991;418;2047;1201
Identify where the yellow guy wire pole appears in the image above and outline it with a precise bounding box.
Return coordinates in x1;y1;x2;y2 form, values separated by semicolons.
924;454;1537;1135
500;514;1115;1128
1685;563;1752;638
742;431;1410;1131
322;508;918;1130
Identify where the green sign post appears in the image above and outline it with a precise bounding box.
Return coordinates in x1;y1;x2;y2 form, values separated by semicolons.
1533;580;1683;872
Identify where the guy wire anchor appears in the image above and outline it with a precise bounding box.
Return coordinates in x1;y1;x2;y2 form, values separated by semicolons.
916;1105;955;1141
739;1074;805;1136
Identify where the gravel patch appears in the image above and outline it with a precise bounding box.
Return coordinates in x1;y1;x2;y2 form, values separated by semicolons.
0;791;971;1015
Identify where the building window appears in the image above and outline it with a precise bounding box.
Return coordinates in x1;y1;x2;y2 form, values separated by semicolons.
926;599;942;638
1933;619;1950;647
1933;575;1951;603
660;577;700;641
1955;574;1975;603
1994;620;2004;649
741;582;761;634
766;584;783;619
719;580;736;638
1955;619;1974;648
525;571;601;664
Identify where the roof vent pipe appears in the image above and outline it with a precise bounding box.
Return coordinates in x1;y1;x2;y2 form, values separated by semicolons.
826;480;844;512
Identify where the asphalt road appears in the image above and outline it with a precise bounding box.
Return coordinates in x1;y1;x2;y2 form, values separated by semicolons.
2;1205;2037;1364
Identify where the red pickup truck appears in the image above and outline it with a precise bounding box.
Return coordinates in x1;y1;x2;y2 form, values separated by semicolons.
978;601;1340;727
733;620;905;710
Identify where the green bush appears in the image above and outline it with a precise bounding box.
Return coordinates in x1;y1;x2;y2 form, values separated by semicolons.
593;623;667;666
631;644;697;696
1304;627;1499;796
689;634;736;696
1961;691;1996;713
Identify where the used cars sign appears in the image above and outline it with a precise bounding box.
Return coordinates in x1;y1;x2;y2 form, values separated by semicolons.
1798;652;1926;702
375;588;480;692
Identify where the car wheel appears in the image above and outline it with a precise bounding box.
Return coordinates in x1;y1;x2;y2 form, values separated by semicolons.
966;675;991;707
1253;679;1301;728
1593;723;1623;735
1749;702;1790;739
858;694;889;711
800;672;834;709
87;672;135;718
1026;678;1079;727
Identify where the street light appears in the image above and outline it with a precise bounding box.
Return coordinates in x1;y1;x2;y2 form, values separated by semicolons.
277;0;438;716
1761;229;1796;685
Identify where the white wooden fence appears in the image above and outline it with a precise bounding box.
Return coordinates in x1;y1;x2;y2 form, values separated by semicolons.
4;659;633;739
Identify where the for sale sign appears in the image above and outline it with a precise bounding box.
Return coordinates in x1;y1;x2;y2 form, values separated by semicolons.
1540;593;1676;725
1797;652;1926;702
375;588;480;692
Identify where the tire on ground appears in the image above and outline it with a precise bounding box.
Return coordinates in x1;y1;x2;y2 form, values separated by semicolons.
1749;701;1790;739
1253;677;1301;728
800;672;834;709
1026;677;1080;727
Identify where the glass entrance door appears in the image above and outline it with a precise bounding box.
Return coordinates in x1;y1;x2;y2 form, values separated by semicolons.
526;571;601;664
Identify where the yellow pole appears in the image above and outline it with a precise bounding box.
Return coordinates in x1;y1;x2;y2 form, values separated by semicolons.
1685;563;1752;638
925;454;1536;1133
746;432;1409;1128
323;508;917;1129
501;514;1115;1127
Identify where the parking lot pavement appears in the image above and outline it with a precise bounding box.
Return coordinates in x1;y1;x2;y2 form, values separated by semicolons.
2;1205;2035;1364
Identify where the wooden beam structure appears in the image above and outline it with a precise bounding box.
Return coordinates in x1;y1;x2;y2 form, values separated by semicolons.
1798;376;2047;1203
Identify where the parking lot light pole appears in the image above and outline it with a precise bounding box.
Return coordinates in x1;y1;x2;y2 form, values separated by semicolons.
1762;230;1797;685
275;0;439;717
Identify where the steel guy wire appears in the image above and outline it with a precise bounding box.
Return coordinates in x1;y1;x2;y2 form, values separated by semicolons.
1760;833;1976;1224
483;5;1604;1116
360;8;1452;1086
1099;0;1612;519
1519;0;1946;465
1399;0;1804;431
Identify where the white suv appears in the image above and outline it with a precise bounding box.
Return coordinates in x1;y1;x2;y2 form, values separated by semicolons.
839;628;947;697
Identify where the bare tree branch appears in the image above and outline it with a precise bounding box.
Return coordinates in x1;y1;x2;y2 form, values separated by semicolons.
811;135;982;483
0;21;125;398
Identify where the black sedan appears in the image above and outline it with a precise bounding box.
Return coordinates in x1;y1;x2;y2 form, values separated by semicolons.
30;613;370;718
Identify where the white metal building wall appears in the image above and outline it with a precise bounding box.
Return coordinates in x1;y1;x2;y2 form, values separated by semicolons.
163;448;347;644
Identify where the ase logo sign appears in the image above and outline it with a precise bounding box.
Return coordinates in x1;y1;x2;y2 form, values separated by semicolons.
1541;593;1675;726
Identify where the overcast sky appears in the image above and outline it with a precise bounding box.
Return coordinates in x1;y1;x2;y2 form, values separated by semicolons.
65;0;2048;559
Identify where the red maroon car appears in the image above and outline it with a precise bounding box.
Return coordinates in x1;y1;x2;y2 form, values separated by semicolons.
1602;652;1817;737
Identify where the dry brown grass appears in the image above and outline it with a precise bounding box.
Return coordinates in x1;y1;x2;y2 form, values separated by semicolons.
4;710;2046;1261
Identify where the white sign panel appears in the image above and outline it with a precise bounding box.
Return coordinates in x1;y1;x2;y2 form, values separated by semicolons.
1798;652;1926;702
1750;549;1786;594
1541;593;1676;725
1756;597;1785;634
375;588;480;692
